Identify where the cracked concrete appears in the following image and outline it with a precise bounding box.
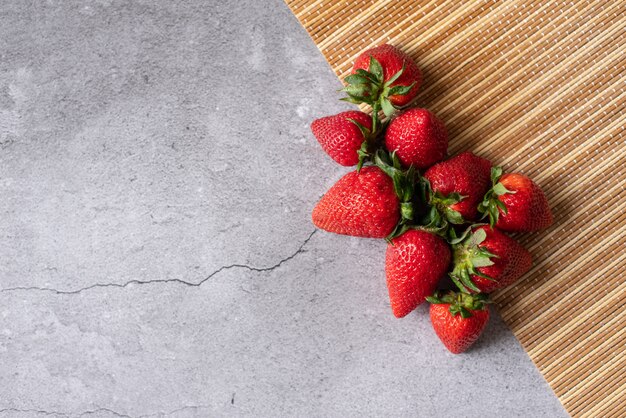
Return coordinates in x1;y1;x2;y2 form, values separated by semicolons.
0;231;316;295
0;405;212;418
0;1;568;417
0;406;207;418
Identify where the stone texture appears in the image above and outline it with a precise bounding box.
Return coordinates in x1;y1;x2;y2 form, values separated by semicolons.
0;1;568;417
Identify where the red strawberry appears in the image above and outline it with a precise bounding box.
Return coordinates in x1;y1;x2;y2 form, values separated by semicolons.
351;44;422;107
312;166;400;238
384;108;448;169
427;291;490;354
423;152;493;224
385;229;451;318
311;111;373;167
479;168;553;232
450;225;532;294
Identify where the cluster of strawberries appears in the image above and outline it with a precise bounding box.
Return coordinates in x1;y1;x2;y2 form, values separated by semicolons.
310;44;553;354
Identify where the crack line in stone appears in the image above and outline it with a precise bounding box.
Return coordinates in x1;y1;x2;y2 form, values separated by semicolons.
78;406;133;418
0;408;69;417
0;230;317;295
0;405;208;418
137;405;211;418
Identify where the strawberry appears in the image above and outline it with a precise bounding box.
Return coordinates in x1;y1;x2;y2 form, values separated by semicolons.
385;229;451;317
351;44;422;108
450;225;532;294
422;152;493;226
427;291;490;354
384;108;448;169
312;166;400;238
311;111;373;167
479;167;553;232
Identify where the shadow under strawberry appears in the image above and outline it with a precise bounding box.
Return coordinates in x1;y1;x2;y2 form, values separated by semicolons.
462;308;515;354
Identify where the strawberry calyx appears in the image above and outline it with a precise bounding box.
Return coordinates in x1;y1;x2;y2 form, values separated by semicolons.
449;226;498;293
371;150;457;242
372;149;419;241
341;56;415;120
426;290;490;318
420;177;467;230
478;166;515;227
347;118;382;172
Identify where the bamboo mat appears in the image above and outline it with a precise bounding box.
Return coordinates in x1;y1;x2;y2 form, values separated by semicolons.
285;1;626;416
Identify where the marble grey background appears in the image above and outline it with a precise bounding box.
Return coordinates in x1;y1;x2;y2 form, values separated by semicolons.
0;1;568;417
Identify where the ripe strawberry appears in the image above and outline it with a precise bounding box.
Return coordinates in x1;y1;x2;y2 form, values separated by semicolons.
384;108;448;169
423;152;493;225
427;291;490;354
351;44;422;108
478;167;553;232
450;225;532;294
311;111;373;167
385;229;451;318
312;166;400;238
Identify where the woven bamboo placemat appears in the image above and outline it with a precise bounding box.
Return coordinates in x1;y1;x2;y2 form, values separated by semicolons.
285;1;626;416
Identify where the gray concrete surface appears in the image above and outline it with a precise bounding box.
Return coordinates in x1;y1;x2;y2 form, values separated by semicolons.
0;1;569;417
